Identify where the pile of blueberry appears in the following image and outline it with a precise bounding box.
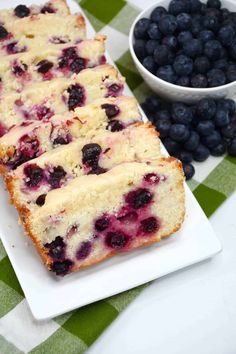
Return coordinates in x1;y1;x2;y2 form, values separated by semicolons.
142;96;236;179
133;0;236;88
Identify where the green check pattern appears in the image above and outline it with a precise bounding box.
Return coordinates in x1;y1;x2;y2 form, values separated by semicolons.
0;1;235;353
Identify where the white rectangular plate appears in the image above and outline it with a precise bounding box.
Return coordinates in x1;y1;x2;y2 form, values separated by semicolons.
0;0;222;320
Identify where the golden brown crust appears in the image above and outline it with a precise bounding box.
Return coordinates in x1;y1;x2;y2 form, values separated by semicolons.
76;14;86;30
55;0;70;14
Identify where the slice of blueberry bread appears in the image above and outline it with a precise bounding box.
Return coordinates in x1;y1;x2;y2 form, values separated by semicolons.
20;158;185;275
0;0;70;23
6;123;160;212
0;64;124;132
0;96;141;172
0;13;85;56
0;35;106;92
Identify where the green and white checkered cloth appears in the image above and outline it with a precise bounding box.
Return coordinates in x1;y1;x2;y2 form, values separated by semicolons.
0;0;236;353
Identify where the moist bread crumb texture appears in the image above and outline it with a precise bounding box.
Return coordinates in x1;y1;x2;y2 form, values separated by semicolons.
0;0;185;275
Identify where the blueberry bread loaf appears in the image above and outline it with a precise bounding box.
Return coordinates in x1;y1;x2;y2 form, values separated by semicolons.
0;96;141;172
0;13;85;56
20;158;185;275
6;123;160;212
0;64;124;132
0;35;106;92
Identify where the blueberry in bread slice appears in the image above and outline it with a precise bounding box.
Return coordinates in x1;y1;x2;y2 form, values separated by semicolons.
0;13;85;55
0;0;70;23
20;158;185;275
0;35;106;92
0;96;141;172
0;64;124;132
5;123;160;212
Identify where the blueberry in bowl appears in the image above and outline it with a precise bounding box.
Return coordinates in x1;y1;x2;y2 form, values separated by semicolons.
129;0;236;102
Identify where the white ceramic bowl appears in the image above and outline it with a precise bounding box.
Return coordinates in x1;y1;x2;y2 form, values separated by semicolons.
129;0;236;103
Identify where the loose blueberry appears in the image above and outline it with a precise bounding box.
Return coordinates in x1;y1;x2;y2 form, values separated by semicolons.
210;142;226;156
154;45;174;66
155;119;171;138
177;30;192;46
101;103;120;118
134;39;147;59
126;188;153;209
139;217;159;234
105;231;129;250
156;65;177;83
183;163;195;180
76;241;92;260
162;36;178;51
82;143;101;167
163;137;182;155
176;13;191;30
24;164;44;188
214;110;230;127
169;124;190;142
95;216;110;231
134;18;151;39
193;144;210;161
14;4;30;18
184;39;203;58
228;138;236;156
147;22;161;40
172;102;192;124
178;150;193;163
107;120;124;132
37;60;53;74
159;15;177;35
203;15;220;33
173;55;193;76
197;98;216;119
154;109;171;121
150;6;167;22
143;56;157;73
48;166;66;189
145;96;162;113
0;26;8;40
184;131;200;151
196;120;215;136
226;64;236;82
189;0;202;13
45;236;65;261
176;76;190;86
204;40;223;60
67;84;85;110
217;99;236;115
202;130;222;148
207;0;221;9
213;58;228;71
191;74;208;88
51;259;73;276
218;25;235;47
207;68;226;87
146;40;159;55
36;194;46;206
198;30;215;43
191;17;202;35
221;123;236;139
194;56;210;74
169;0;190;15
